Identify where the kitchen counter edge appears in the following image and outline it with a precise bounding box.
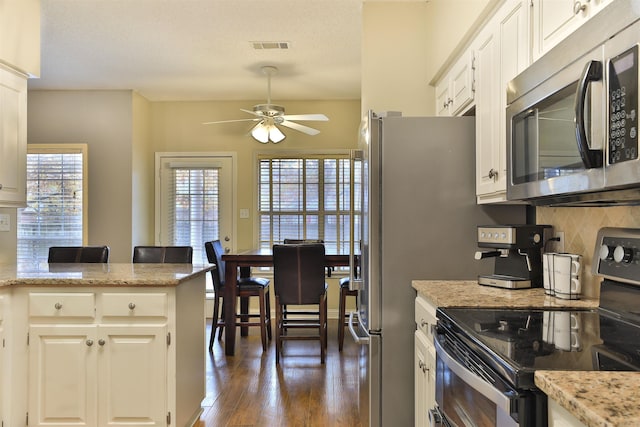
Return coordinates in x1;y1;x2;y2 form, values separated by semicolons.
0;262;215;287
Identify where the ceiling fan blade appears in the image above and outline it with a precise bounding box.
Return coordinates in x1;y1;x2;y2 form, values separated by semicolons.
240;108;264;117
281;114;329;121
280;120;321;136
202;118;261;125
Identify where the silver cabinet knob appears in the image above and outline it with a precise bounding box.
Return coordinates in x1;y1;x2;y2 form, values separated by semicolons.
573;1;587;14
86;339;94;346
98;339;106;346
420;319;428;328
54;303;63;310
224;236;230;242
128;302;136;310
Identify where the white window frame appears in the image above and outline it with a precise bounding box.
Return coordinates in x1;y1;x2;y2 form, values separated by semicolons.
17;143;89;263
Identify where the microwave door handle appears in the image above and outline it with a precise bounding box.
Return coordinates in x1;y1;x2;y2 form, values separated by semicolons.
574;60;603;169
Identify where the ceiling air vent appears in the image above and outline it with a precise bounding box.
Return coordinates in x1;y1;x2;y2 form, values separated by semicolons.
251;41;290;50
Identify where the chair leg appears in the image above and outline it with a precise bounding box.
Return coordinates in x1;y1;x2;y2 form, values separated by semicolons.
217;303;225;340
275;296;282;365
338;286;346;351
209;293;220;352
266;289;272;340
259;290;267;352
240;296;249;337
320;295;327;364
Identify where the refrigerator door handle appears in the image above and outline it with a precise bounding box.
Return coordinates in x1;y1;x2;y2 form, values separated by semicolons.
348;311;370;344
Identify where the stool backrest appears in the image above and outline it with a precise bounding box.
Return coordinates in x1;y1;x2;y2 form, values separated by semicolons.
132;246;192;263
48;246;110;263
273;243;326;305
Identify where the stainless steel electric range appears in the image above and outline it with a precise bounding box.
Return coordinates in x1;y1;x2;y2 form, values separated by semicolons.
432;227;640;427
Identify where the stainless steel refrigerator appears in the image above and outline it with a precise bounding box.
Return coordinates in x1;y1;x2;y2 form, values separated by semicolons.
348;111;525;427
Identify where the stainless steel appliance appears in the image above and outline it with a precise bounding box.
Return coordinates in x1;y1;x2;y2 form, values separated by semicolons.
475;225;552;289
348;111;525;426
432;227;640;427
506;0;640;205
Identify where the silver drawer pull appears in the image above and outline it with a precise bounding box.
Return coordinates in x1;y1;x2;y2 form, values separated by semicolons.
420;319;428;328
86;339;94;346
54;303;63;310
98;339;105;346
128;303;136;310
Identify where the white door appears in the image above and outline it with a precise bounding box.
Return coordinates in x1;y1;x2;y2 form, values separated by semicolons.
156;153;235;265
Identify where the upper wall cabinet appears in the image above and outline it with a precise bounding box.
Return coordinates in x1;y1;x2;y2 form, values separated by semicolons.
475;0;531;203
0;65;27;207
0;0;41;76
435;50;475;117
532;0;611;61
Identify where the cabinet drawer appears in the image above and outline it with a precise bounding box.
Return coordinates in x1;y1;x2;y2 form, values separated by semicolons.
29;293;95;318
101;293;168;318
415;296;437;342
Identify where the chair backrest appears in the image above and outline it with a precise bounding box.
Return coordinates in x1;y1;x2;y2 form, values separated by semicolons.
283;239;324;244
132;246;193;263
48;246;110;263
204;240;225;290
273;243;326;305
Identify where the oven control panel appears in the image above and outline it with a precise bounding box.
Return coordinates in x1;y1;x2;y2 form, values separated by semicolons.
594;227;640;285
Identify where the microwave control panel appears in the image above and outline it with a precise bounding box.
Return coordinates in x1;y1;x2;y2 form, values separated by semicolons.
608;44;638;164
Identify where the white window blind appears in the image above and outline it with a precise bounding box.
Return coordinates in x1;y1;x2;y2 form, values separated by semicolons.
258;154;359;255
166;166;220;265
17;145;87;263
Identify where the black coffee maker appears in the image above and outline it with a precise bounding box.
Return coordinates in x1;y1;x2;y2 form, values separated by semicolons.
475;224;552;289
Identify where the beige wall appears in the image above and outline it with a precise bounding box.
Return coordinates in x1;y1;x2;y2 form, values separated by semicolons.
26;90;135;262
132;92;154;247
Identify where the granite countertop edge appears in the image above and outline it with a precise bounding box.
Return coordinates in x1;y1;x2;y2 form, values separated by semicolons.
0;263;215;288
411;280;637;427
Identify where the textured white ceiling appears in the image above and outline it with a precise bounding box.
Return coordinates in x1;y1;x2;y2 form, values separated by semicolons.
29;0;366;102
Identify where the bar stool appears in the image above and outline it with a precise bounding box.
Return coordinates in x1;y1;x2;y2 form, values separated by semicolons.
338;277;358;351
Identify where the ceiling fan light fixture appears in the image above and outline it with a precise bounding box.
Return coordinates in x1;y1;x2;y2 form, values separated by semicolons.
269;125;286;143
251;122;270;143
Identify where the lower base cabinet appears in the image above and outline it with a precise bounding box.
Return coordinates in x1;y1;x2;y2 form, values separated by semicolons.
415;296;437;427
28;324;167;426
548;398;587;427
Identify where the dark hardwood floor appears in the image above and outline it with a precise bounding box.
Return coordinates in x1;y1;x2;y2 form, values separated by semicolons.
197;319;365;427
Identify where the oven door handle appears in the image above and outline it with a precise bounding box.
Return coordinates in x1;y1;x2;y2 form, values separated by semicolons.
574;59;603;169
434;338;514;415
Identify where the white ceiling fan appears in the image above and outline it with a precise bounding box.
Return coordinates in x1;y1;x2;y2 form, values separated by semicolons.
203;65;329;143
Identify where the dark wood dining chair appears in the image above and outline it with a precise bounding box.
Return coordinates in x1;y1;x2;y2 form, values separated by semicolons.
273;243;328;364
48;246;110;263
132;246;193;263
205;240;271;352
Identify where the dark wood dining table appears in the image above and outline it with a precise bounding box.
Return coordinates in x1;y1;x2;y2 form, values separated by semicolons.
221;248;351;355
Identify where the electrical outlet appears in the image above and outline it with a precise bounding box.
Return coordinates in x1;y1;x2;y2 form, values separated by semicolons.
552;231;565;253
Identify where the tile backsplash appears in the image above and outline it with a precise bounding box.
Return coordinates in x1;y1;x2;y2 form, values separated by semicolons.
537;206;640;299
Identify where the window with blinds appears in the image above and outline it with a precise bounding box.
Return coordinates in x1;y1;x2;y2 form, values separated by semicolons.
167;167;220;264
17;145;87;263
258;154;359;255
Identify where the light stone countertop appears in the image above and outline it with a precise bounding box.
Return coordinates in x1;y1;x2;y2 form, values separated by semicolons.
412;280;639;427
0;262;214;287
412;280;599;309
535;371;640;427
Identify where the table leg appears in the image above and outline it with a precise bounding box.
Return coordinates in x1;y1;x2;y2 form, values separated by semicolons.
224;261;238;356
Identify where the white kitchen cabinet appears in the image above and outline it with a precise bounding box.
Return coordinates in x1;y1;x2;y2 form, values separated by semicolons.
435;50;475;117
548;398;587;426
474;0;530;203
20;287;201;427
414;295;437;426
0;64;27;207
0;295;5;427
532;0;611;61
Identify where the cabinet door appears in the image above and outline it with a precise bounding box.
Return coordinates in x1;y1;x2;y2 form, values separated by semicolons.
449;51;474;115
474;23;501;198
28;325;98;427
97;325;167;427
415;330;431;427
0;66;27;207
0;296;4;427
435;79;451;116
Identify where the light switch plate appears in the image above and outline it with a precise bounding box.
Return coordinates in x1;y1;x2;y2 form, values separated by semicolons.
0;214;10;232
240;209;250;219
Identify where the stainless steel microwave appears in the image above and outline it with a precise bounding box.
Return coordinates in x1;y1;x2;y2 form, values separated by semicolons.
506;0;640;206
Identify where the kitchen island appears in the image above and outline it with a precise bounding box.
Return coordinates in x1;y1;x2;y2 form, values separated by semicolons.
413;280;640;427
0;262;212;427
